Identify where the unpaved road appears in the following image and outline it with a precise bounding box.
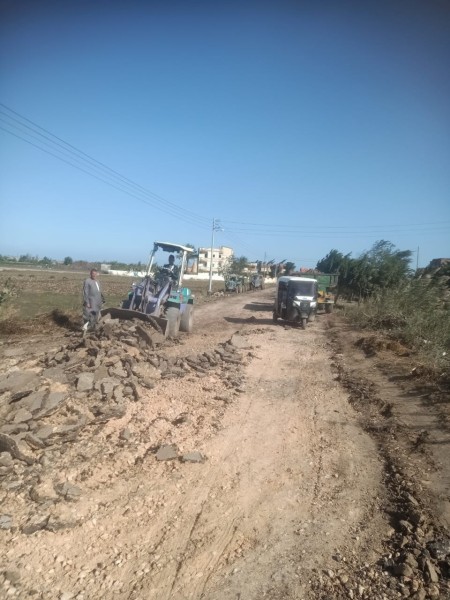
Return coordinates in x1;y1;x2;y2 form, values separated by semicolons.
1;289;449;599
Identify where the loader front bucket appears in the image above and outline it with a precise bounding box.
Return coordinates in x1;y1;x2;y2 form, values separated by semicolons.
101;307;168;336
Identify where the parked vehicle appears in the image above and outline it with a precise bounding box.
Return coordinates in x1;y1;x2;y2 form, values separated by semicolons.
250;274;265;290
273;276;318;329
240;275;250;292
315;273;338;313
225;274;243;293
101;241;194;337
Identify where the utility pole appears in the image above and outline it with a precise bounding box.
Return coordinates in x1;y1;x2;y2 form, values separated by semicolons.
208;218;222;294
416;246;419;272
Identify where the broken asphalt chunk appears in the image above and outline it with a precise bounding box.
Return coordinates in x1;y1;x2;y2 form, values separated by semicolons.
55;481;82;502
0;433;35;465
181;451;206;463
0;514;14;530
156;444;178;461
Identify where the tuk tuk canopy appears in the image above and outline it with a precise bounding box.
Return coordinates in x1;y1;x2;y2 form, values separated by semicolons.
278;276;317;298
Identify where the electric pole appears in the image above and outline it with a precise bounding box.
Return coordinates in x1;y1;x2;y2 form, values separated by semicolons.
208;218;222;294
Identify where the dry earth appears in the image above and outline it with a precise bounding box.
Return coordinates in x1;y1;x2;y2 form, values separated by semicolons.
0;289;449;600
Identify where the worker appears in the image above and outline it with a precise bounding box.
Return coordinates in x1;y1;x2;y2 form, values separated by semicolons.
163;255;176;271
162;255;178;281
82;268;105;332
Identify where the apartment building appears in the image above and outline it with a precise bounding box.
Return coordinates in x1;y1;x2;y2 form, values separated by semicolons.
197;246;234;275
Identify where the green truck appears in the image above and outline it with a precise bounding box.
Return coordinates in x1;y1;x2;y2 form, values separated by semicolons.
315;273;339;313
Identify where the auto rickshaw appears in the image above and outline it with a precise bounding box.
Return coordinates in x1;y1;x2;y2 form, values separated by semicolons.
273;276;318;329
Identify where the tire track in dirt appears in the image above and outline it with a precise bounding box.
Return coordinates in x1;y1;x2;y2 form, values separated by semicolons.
157;321;383;600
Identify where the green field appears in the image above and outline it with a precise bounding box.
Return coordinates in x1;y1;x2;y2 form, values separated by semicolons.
0;268;227;322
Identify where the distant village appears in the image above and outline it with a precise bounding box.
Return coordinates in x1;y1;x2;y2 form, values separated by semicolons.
102;246;265;280
0;246;277;281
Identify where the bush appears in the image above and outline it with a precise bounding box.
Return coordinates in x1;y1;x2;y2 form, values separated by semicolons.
346;279;450;369
0;278;17;307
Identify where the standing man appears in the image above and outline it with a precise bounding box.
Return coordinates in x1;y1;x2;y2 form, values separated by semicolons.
82;268;104;332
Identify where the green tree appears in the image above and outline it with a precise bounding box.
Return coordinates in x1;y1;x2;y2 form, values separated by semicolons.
63;256;73;265
284;261;296;275
316;249;350;273
269;261;286;277
365;240;413;290
233;256;249;275
220;256;249;278
321;240;413;301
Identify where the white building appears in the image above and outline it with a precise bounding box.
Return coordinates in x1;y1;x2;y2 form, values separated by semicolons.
197;246;234;276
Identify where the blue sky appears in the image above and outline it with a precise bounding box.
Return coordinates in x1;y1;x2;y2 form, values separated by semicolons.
1;0;449;269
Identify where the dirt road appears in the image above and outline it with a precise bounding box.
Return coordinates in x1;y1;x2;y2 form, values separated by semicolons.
1;290;449;599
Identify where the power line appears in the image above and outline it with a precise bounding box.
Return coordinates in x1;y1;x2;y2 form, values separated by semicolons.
220;226;450;237
2;103;447;260
221;218;450;230
220;230;262;260
0;103;211;228
0;103;211;223
0;124;210;229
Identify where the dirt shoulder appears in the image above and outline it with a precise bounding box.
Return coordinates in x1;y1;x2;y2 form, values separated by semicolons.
0;291;449;599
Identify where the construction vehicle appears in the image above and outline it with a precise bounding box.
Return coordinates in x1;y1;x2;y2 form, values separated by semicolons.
315;273;338;313
225;274;243;293
101;242;194;337
249;274;265;290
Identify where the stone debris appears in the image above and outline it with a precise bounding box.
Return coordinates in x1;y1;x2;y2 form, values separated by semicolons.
0;316;250;549
55;482;83;502
0;514;13;530
156;444;178;461
119;428;131;441
0;370;40;394
181;451;205;463
230;332;253;349
0;433;35;465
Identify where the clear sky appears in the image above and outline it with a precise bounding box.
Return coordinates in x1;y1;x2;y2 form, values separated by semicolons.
1;0;449;269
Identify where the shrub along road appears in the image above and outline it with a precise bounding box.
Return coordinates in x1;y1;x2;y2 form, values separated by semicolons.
0;289;449;599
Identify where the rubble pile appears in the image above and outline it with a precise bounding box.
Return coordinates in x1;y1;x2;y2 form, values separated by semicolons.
311;340;450;599
0;316;252;537
310;501;450;599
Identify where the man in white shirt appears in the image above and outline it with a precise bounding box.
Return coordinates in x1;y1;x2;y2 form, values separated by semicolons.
82;269;104;332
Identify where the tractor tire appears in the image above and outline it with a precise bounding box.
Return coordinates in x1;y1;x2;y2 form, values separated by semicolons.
272;312;278;322
180;304;194;333
325;304;333;314
301;317;308;330
166;306;181;338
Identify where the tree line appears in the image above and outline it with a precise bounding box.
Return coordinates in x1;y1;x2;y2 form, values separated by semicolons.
315;240;416;301
0;255;145;271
